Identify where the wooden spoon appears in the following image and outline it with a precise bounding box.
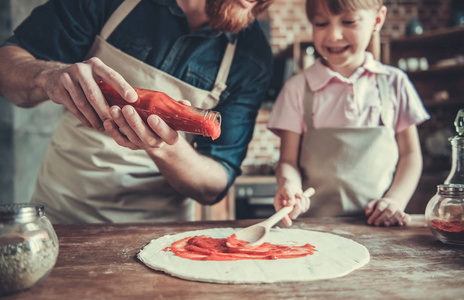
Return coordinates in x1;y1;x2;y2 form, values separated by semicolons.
228;187;315;248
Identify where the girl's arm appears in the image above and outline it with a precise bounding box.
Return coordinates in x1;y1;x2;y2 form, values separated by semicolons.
274;130;310;226
366;125;423;226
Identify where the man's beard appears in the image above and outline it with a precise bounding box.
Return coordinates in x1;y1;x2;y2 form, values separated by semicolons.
205;0;257;33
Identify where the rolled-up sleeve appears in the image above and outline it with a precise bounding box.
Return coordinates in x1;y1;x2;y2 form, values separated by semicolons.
394;71;430;133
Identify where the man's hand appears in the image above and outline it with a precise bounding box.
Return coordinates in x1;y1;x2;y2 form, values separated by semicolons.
41;56;138;131
103;100;194;150
103;105;180;150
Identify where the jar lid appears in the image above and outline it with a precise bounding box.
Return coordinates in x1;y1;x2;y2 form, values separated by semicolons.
438;184;464;194
0;203;44;223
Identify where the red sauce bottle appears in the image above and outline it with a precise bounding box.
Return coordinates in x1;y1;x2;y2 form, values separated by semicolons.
98;81;221;140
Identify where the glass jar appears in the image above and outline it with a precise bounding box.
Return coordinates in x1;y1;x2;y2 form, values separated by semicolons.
425;184;464;246
0;204;59;295
445;135;464;184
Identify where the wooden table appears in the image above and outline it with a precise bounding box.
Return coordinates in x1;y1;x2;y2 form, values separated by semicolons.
5;216;464;300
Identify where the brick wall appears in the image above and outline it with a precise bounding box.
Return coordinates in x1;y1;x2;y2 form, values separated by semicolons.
241;106;281;175
268;0;452;54
267;0;312;53
241;0;454;175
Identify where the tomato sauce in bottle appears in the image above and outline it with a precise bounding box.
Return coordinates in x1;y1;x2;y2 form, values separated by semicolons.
98;81;221;140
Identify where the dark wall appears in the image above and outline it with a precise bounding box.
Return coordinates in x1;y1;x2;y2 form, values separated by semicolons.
0;0;14;203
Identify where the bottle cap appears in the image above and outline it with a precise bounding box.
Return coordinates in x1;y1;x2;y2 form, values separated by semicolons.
438;184;464;195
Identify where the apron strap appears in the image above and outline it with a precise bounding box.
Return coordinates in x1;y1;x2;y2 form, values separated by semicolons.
210;42;237;100
303;81;314;130
376;74;390;126
100;0;141;40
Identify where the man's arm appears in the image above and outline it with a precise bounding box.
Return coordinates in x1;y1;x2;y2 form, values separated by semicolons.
0;45;60;107
0;45;138;130
149;137;229;205
104;105;229;205
1;45;229;204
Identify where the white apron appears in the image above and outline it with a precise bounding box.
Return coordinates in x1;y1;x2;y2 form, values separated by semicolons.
299;75;399;217
31;0;236;223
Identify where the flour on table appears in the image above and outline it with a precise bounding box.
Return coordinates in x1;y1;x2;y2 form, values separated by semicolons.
137;228;369;284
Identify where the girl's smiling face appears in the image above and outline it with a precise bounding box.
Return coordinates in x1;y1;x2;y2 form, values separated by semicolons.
310;3;386;78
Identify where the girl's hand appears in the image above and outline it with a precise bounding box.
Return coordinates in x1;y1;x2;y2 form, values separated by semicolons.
274;185;311;227
365;198;411;227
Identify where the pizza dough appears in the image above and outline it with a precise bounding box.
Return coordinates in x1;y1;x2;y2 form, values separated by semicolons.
138;227;369;284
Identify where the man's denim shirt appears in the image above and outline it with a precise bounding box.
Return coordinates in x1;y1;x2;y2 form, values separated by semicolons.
5;0;273;201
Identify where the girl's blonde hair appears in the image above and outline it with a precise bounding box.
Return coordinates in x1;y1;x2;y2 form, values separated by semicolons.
306;0;383;22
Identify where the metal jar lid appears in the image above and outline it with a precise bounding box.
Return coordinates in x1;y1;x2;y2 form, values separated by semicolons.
0;203;44;223
438;184;464;196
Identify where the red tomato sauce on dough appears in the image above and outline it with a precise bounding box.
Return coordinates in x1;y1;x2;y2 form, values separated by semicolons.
164;234;316;261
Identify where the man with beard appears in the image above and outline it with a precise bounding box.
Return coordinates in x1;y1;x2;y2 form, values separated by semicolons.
0;0;274;223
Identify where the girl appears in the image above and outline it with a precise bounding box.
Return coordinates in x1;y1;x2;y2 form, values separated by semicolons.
268;0;429;227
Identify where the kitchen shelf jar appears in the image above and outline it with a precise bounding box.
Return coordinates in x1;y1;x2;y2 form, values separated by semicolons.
0;203;59;295
425;184;464;246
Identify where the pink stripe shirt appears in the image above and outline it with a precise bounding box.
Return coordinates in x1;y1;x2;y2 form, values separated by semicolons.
268;52;430;134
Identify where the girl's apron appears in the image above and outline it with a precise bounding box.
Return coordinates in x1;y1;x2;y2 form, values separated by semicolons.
31;0;236;223
299;75;399;217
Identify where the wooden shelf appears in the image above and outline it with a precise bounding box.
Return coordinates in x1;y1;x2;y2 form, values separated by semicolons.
389;26;464;48
422;97;464;107
235;175;276;185
388;27;464;66
386;27;464;104
407;64;464;79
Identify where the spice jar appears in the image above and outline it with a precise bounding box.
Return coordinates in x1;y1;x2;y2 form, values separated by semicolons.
0;204;59;295
425;184;464;246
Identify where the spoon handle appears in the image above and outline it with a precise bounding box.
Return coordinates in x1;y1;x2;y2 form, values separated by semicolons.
303;187;315;198
260;206;293;229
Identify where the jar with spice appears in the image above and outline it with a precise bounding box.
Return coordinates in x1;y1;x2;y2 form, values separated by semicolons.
0;203;59;295
425;184;464;246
